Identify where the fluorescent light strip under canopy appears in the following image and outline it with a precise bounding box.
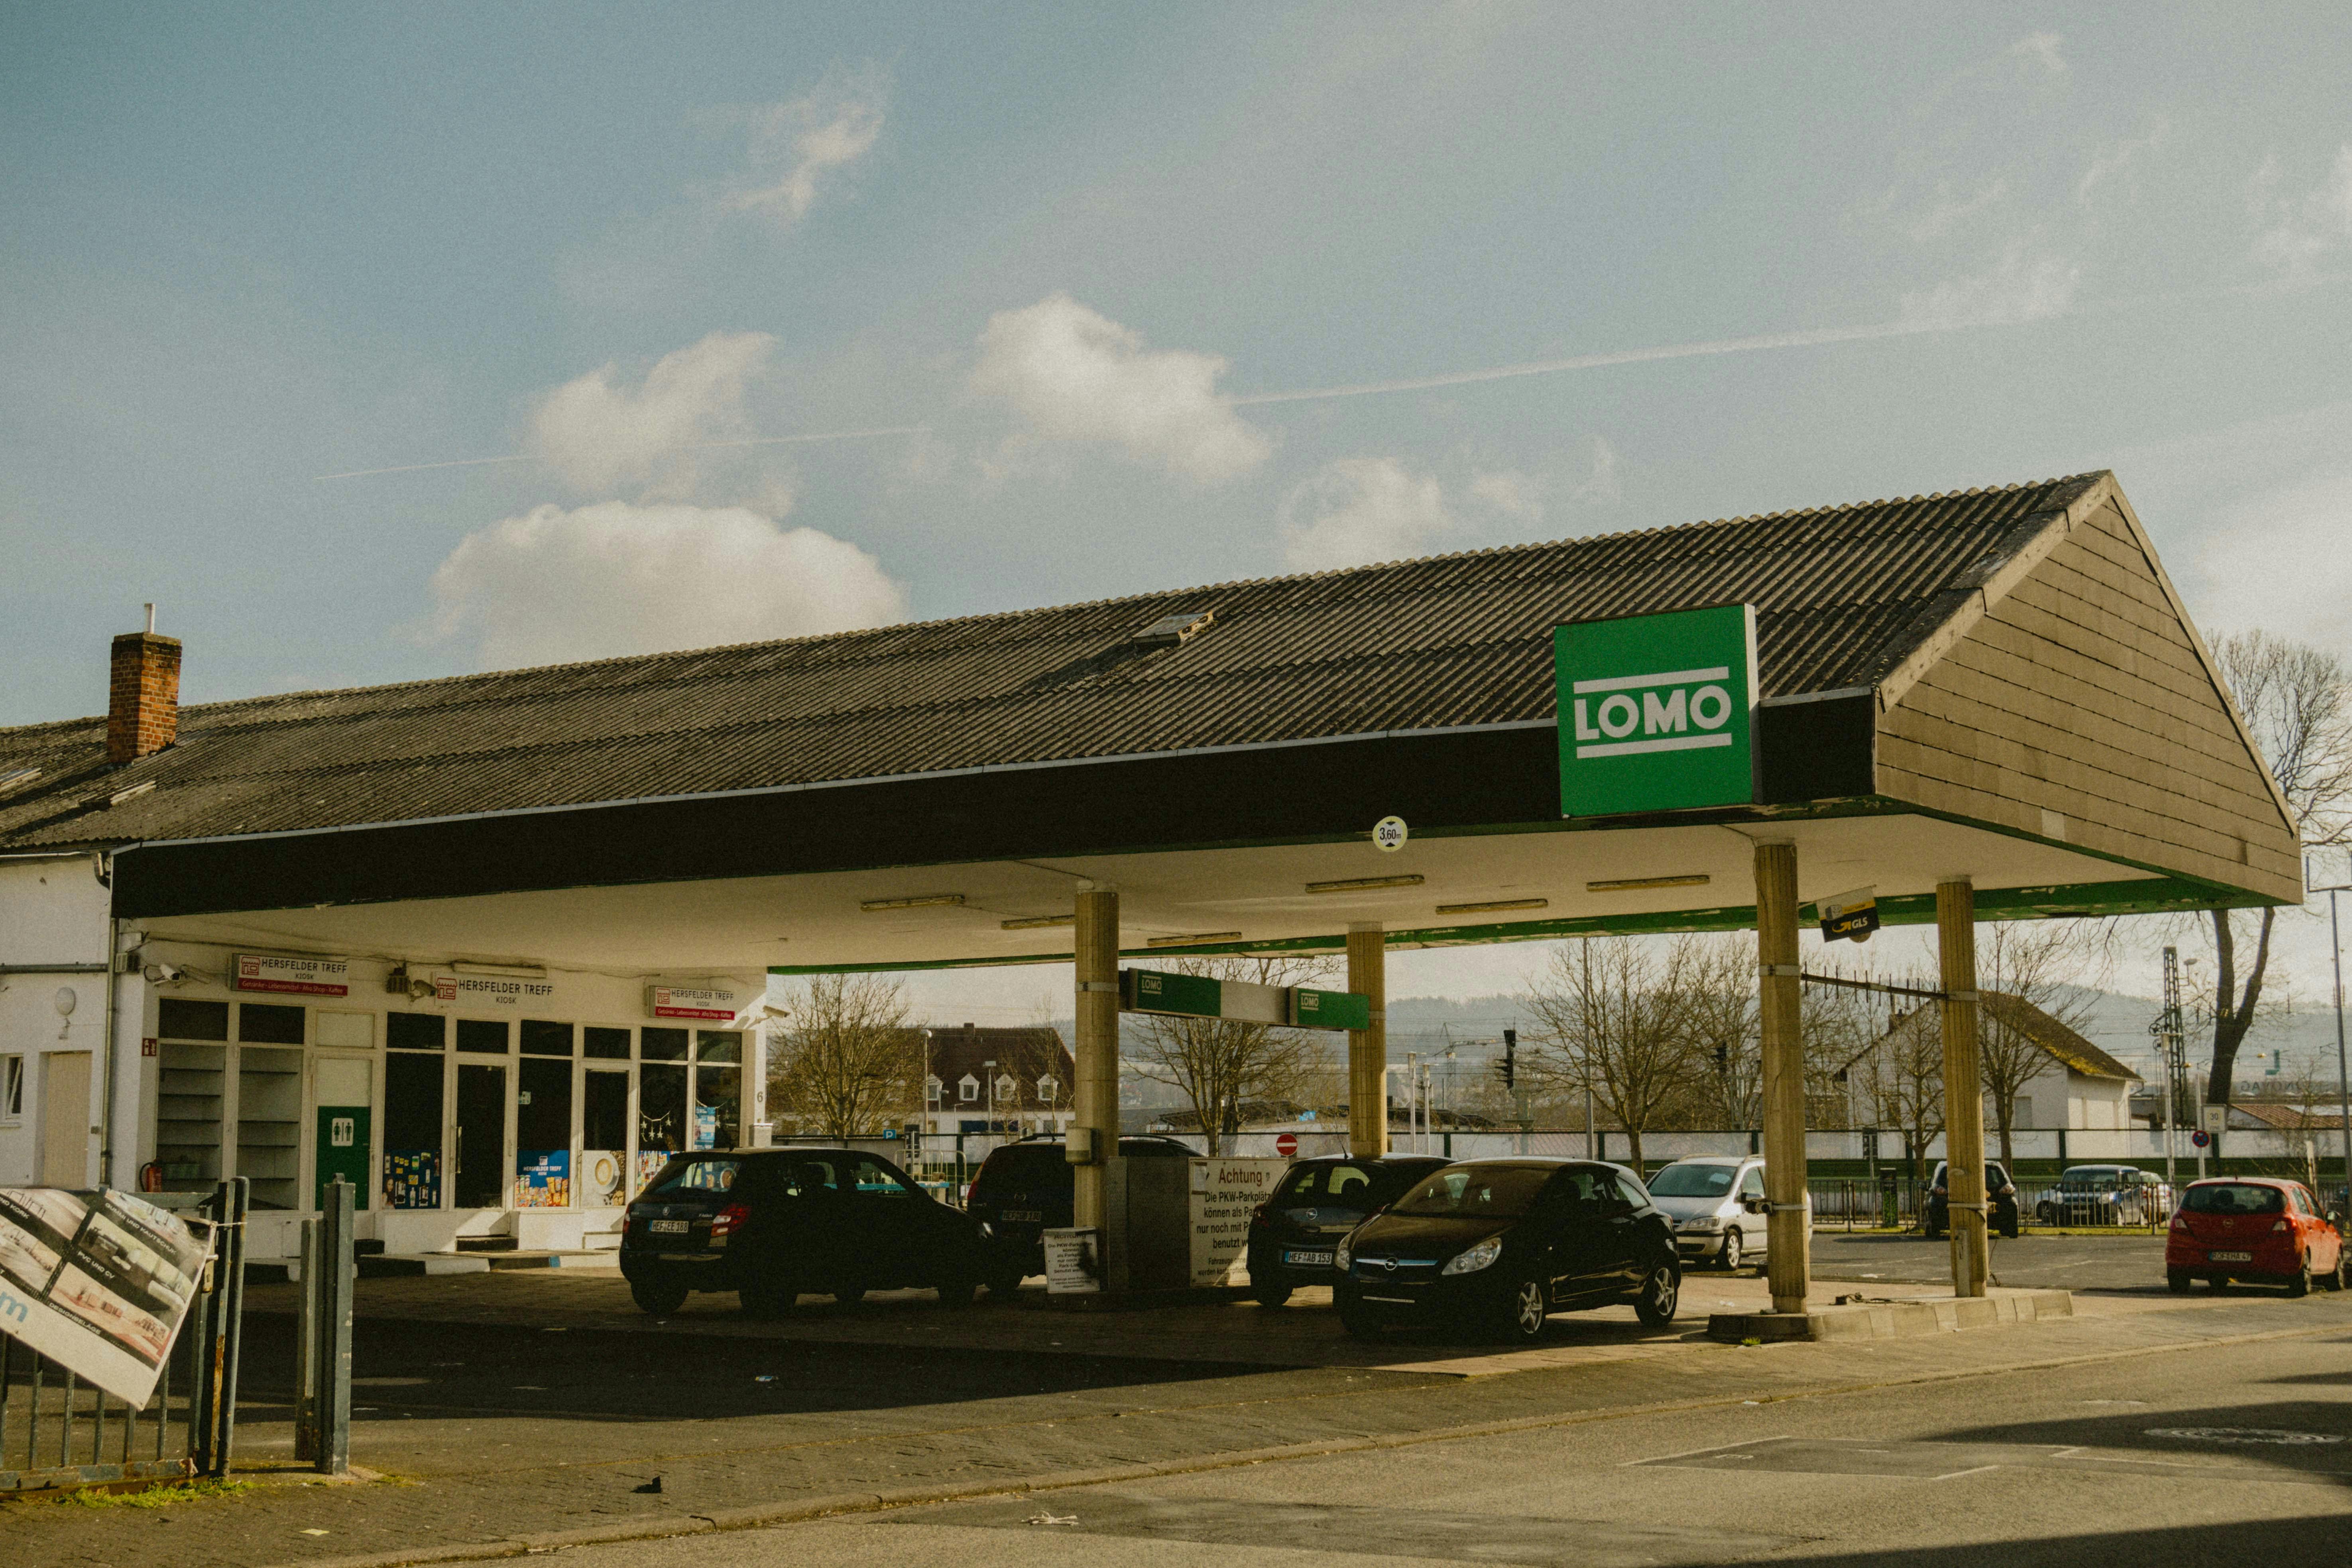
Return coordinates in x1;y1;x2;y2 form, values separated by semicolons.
1306;875;1426;894
861;894;966;913
1000;914;1074;931
1587;874;1711;893
1147;931;1244;948
1435;898;1550;915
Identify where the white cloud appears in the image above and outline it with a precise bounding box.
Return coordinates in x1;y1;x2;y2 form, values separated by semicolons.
970;294;1272;483
529;331;775;497
2006;32;2068;81
2251;145;2352;276
1280;457;1455;572
1575;435;1622;505
714;64;889;226
1904;178;2010;244
1899;238;2079;327
427;500;907;670
1467;468;1544;523
2076;119;2167;208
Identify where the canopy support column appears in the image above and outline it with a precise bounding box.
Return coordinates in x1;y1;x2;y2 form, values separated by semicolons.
1938;878;1990;1298
1346;924;1388;1159
1072;885;1119;1239
1755;839;1810;1315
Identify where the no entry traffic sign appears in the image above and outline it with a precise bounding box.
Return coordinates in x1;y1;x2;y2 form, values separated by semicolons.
1276;1132;1298;1157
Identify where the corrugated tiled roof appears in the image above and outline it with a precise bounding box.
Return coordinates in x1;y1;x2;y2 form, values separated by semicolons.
0;474;2106;849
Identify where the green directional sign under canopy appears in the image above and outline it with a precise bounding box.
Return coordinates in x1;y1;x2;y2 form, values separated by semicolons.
1120;969;1373;1032
1555;603;1758;818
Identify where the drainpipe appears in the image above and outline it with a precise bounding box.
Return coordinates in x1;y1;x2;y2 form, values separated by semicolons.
100;850;122;1190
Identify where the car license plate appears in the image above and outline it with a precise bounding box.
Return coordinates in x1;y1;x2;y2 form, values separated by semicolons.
1001;1209;1043;1224
2210;1250;2252;1262
648;1219;689;1235
1283;1249;1335;1267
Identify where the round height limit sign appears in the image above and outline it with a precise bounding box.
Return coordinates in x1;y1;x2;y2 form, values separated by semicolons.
1554;603;1759;818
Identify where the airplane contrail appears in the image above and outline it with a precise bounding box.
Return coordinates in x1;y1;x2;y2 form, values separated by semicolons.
313;424;932;482
1229;316;1976;406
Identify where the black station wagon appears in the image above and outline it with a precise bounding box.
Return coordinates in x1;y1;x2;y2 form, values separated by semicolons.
619;1148;987;1316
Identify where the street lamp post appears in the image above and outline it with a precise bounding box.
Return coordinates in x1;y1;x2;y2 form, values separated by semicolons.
2316;860;2352;1198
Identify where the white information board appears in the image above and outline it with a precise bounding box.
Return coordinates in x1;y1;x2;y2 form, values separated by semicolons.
1189;1159;1288;1288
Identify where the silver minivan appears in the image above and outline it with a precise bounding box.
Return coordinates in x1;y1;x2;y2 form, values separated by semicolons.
1647;1155;1771;1270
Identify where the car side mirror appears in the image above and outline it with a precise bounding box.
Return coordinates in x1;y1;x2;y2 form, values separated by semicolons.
1745;1197;1769;1215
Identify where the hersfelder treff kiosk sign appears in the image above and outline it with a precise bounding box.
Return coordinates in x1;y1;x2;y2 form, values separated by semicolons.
1554;603;1758;816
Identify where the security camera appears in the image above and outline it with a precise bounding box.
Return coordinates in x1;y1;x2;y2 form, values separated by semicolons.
144;962;185;984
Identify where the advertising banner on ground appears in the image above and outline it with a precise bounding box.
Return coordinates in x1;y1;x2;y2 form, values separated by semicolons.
0;1187;212;1406
1189;1159;1288;1287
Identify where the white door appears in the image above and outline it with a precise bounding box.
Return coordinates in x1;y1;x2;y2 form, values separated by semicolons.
1738;1164;1768;1256
40;1051;92;1186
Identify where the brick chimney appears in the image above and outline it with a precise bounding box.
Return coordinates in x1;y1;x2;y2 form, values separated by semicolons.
108;604;181;764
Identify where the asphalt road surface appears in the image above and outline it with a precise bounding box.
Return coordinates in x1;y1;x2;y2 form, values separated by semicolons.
1811;1232;2168;1292
561;1328;2352;1568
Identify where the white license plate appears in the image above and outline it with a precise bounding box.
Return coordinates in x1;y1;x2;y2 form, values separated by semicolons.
2210;1250;2252;1262
1361;1295;1415;1304
648;1219;690;1235
1284;1249;1335;1267
1001;1209;1043;1224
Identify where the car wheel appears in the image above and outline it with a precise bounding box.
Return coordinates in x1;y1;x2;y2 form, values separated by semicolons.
2330;1253;2350;1292
1252;1282;1295;1308
1634;1262;1681;1328
1337;1291;1381;1340
1719;1232;1742;1273
2289;1256;2313;1298
2036;1202;2055;1224
2166;1269;2192;1294
630;1280;688;1316
986;1267;1027;1299
1497;1276;1550;1344
2207;1275;2230;1292
935;1272;978;1308
832;1281;867;1306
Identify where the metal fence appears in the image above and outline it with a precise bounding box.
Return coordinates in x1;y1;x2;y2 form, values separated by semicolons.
0;1177;249;1497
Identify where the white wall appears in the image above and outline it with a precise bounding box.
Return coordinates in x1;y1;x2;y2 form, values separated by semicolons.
0;855;115;1187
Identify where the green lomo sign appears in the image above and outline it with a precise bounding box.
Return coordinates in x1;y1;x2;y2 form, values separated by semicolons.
1554;603;1758;817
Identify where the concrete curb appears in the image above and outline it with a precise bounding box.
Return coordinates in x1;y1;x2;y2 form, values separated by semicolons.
257;1311;2345;1568
1707;1288;2075;1342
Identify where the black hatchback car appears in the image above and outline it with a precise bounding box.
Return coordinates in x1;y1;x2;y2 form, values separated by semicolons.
1245;1155;1449;1307
619;1148;987;1316
1925;1160;2020;1239
1335;1159;1680;1343
965;1133;1196;1294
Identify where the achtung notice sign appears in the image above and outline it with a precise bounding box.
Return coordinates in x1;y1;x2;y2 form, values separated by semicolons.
1555;604;1758;817
234;953;350;996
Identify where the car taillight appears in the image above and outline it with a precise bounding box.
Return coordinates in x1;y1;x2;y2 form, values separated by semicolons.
710;1202;751;1242
2273;1219;2291;1234
2170;1212;2187;1230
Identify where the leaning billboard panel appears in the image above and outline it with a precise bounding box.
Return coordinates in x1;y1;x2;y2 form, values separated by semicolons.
0;1187;212;1405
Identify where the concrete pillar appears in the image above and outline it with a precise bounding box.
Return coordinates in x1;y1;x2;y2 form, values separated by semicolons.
1937;879;1990;1298
1754;839;1810;1315
1346;925;1388;1159
1072;885;1120;1234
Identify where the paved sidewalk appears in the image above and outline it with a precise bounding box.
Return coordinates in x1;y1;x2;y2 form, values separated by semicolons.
8;1270;2345;1568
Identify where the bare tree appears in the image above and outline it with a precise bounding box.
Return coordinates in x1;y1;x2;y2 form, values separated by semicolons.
1128;954;1339;1154
1977;919;2116;1165
767;973;916;1137
1523;935;1711;1167
1679;936;1761;1129
2199;632;2352;1120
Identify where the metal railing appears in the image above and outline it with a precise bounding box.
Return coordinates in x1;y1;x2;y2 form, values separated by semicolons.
0;1176;247;1496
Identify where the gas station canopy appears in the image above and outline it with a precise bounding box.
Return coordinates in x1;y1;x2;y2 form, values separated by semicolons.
0;470;2300;965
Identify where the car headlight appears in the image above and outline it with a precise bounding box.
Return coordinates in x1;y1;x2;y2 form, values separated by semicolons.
1442;1235;1504;1276
1679;1215;1725;1232
977;1220;995;1238
1334;1241;1352;1272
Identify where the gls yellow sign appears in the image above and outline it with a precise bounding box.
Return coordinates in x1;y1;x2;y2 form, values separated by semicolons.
1554;604;1758;817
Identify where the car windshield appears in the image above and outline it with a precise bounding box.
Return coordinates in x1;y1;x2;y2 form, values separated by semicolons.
2060;1170;2121;1190
1647;1165;1736;1198
977;1146;1073;1193
2186;1183;2285;1215
644;1157;741;1198
1391;1166;1553;1218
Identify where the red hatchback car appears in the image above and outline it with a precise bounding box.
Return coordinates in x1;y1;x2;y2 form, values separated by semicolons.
2167;1177;2346;1295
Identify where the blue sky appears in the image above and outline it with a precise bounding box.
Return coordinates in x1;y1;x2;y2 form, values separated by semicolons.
6;3;2350;1013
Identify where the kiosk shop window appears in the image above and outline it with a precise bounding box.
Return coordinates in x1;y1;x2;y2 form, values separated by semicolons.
583;1026;631;1060
154;999;230;1194
235;1004;305;1210
2;1055;20;1120
520;1019;574;1057
384;1049;445;1210
581;1058;631;1209
457;1019;510;1054
454;1058;507;1208
515;1051;574;1208
386;1011;447;1051
694;1032;741;1150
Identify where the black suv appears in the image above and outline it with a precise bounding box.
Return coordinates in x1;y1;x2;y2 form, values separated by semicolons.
1335;1159;1681;1344
620;1147;986;1316
1925;1160;2020;1239
1245;1155;1449;1306
965;1133;1196;1294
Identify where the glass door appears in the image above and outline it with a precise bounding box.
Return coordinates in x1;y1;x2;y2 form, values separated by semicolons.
312;1055;374;1211
454;1062;507;1209
581;1067;631;1210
